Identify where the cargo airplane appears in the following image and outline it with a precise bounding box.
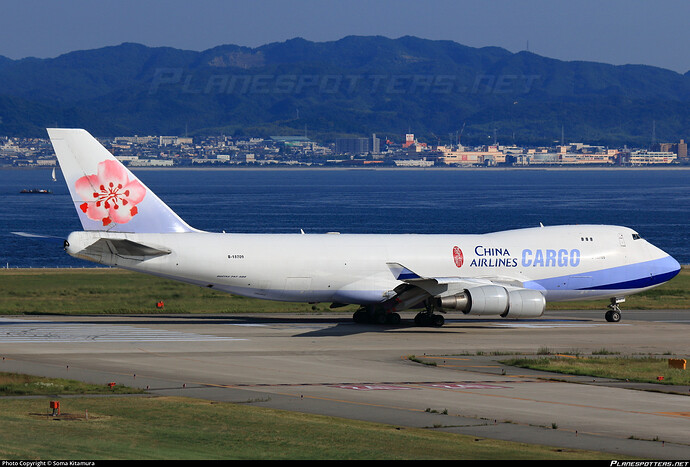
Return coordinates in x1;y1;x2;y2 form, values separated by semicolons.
42;129;680;326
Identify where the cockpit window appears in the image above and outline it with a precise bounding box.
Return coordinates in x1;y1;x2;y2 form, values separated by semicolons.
632;233;641;240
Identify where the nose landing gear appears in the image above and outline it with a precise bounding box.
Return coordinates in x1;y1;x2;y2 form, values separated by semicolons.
605;297;624;322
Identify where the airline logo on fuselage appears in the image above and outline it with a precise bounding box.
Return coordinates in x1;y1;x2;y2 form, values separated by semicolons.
521;248;580;267
452;246;464;268
470;246;518;268
462;245;581;268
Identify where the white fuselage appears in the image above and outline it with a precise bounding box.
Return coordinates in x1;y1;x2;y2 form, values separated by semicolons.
66;224;680;306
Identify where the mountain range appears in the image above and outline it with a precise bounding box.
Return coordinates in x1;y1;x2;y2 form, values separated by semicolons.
1;35;688;146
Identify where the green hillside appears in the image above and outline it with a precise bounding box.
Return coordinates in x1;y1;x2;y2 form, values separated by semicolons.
0;36;688;145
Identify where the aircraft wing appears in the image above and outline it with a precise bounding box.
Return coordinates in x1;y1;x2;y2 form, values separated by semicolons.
386;262;524;295
384;262;545;318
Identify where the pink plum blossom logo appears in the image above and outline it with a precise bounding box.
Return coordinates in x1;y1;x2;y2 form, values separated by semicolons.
75;160;146;226
453;246;464;268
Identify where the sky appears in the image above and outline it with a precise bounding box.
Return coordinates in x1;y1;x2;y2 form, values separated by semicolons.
1;0;689;73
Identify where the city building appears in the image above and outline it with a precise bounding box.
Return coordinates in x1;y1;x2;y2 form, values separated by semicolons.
435;145;504;165
627;151;677;165
335;134;380;155
654;140;687;160
0;131;686;168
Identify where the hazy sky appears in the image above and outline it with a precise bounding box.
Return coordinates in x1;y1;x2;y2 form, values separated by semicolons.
1;0;689;73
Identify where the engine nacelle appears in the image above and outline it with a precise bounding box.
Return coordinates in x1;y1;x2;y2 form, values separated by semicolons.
438;285;545;318
501;289;546;318
439;285;509;315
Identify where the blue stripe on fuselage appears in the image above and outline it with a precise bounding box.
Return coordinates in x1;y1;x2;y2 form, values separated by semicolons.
524;255;680;292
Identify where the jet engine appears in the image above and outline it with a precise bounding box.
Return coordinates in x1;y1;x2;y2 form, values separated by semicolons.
437;285;545;318
501;288;546;318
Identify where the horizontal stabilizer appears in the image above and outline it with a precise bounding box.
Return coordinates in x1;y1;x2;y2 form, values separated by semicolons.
83;238;170;260
11;231;66;245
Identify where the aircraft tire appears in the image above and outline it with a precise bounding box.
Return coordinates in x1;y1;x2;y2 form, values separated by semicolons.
386;313;401;325
353;310;368;323
605;310;621;322
413;312;444;327
432;314;445;327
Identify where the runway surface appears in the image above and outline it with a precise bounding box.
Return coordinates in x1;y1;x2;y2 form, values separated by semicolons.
1;310;689;459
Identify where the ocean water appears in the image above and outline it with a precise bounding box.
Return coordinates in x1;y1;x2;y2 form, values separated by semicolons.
1;167;688;267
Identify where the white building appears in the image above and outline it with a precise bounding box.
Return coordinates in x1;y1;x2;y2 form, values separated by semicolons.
628;151;676;165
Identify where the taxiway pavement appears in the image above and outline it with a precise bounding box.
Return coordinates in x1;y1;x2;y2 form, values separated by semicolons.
1;310;689;459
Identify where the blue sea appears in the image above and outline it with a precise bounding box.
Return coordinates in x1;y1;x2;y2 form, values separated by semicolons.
1;167;689;267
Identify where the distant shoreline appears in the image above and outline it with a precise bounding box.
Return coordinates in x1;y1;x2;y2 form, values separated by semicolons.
4;165;690;172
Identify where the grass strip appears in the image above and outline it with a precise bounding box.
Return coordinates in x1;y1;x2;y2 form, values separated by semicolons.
0;371;144;396
502;356;690;386
0;266;688;315
0;268;357;315
0;395;616;460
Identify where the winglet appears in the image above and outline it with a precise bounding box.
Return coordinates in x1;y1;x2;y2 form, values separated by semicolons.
386;262;423;281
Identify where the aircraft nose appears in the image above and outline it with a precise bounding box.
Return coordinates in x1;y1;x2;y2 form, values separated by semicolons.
666;255;681;279
653;252;681;284
647;242;681;282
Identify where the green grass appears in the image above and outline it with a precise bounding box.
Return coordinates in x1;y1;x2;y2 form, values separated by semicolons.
502;356;690;386
0;372;616;459
0;266;687;315
0;268;358;315
0;395;615;460
0;371;144;396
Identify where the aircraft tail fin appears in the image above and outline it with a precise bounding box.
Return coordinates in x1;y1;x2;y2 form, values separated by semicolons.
47;128;195;233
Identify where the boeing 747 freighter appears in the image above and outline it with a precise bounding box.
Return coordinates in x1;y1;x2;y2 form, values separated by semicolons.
44;129;680;326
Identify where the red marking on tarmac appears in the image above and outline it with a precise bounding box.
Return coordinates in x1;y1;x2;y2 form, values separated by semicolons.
331;382;510;391
332;384;417;391
426;383;508;389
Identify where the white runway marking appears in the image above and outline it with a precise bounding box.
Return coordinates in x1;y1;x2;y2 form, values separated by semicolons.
0;318;245;343
490;322;628;328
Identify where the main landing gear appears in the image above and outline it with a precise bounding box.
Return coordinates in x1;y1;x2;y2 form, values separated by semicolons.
413;311;445;327
413;299;445;327
352;299;445;327
352;306;401;325
605;297;624;322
